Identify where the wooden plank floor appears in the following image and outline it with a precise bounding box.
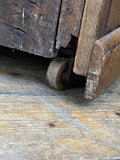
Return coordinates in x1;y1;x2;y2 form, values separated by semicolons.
0;48;120;160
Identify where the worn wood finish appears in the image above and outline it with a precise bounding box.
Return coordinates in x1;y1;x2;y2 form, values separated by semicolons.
0;0;61;58
73;0;110;76
0;48;120;159
85;28;120;99
106;0;120;33
46;57;68;90
56;0;85;49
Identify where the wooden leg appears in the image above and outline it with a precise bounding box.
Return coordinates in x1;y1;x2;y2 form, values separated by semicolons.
73;0;110;76
85;28;120;99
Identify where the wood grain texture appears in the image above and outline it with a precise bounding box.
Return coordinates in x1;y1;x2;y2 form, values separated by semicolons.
0;47;120;159
85;28;120;99
73;0;111;76
106;0;120;33
0;0;61;58
56;0;85;49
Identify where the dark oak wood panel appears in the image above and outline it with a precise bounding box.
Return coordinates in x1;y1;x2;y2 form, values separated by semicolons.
0;0;61;58
56;0;85;49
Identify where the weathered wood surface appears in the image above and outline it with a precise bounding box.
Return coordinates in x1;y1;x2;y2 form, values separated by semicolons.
106;0;120;33
0;0;61;58
56;0;85;49
0;48;120;159
73;0;110;76
85;28;120;99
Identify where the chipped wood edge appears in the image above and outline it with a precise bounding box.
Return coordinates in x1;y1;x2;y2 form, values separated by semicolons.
84;28;120;99
56;0;85;49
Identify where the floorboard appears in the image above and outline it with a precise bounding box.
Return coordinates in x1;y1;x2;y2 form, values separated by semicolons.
0;48;120;160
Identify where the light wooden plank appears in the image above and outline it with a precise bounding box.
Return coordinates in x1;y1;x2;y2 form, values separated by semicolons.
0;48;120;159
73;0;110;76
85;28;120;99
106;0;120;33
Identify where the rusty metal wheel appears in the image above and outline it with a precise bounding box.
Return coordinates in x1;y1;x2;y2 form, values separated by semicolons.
46;57;68;90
